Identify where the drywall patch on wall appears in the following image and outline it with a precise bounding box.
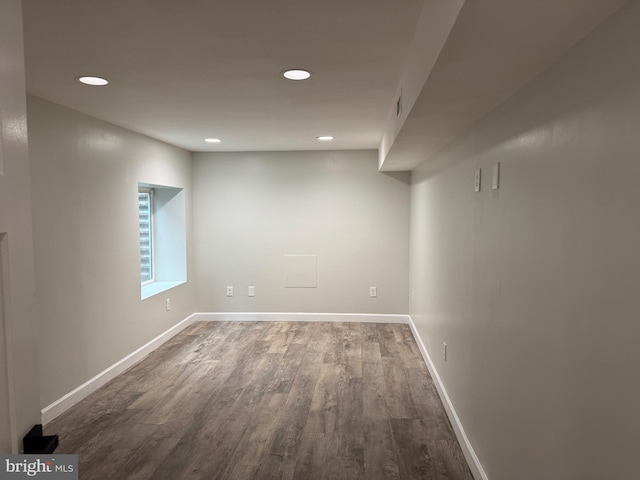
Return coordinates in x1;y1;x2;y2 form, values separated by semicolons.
284;254;317;288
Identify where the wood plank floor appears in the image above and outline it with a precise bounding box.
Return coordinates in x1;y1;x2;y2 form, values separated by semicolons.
45;321;475;480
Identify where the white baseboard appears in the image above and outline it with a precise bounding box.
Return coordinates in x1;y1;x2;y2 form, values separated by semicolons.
194;312;410;324
41;313;197;425
407;316;488;480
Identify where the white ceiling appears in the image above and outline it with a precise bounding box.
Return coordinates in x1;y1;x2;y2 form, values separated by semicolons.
22;0;628;167
22;0;424;152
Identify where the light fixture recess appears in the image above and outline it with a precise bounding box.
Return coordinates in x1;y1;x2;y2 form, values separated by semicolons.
317;136;334;141
77;76;108;86
204;138;221;143
283;69;312;81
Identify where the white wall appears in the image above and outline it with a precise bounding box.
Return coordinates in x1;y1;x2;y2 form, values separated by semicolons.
193;151;409;314
0;0;41;453
27;96;195;407
410;3;640;479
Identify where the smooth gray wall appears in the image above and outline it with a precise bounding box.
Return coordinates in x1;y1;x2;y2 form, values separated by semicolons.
193;151;409;314
410;4;640;479
0;0;41;453
28;96;195;407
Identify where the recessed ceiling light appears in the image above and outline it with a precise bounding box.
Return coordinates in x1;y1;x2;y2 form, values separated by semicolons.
283;69;312;81
317;136;334;141
77;76;108;86
204;138;221;143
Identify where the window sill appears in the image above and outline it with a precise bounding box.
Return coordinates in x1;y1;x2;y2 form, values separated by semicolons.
141;280;186;300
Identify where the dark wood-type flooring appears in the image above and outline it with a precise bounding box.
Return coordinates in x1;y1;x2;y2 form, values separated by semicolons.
46;321;474;479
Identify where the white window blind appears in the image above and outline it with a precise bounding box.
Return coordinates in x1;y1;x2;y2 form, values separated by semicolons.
138;189;154;283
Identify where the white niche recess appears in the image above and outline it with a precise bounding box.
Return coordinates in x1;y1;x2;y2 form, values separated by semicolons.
139;182;187;300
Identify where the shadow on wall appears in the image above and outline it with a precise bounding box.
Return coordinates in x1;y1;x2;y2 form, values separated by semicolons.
413;4;640;182
382;171;411;185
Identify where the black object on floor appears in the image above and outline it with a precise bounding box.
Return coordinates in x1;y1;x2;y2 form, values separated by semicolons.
23;424;59;454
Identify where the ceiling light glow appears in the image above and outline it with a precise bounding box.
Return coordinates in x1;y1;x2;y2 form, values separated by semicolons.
77;76;108;86
283;69;312;81
317;136;334;141
204;138;221;143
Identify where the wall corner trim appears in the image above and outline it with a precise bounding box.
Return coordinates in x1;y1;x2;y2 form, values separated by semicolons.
41;314;197;425
407;316;489;480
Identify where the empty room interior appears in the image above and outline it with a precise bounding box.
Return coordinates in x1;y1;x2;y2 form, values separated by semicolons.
1;0;639;479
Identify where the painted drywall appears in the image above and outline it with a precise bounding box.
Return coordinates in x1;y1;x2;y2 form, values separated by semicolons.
410;3;640;479
27;96;195;408
378;0;464;169
193;151;409;314
0;0;42;453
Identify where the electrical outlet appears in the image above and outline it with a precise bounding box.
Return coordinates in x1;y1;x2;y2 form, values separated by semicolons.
226;286;233;297
475;168;481;192
443;342;447;361
248;286;255;297
369;286;377;298
165;298;171;311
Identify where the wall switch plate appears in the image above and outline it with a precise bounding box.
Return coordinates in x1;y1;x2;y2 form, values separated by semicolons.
370;286;377;297
165;298;171;311
475;169;481;192
443;342;447;361
248;286;255;297
226;286;233;297
492;163;500;190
